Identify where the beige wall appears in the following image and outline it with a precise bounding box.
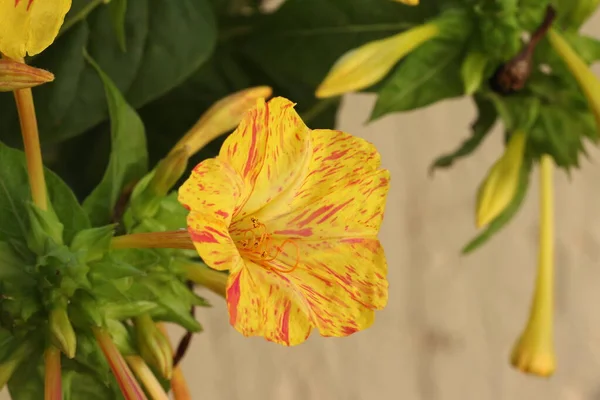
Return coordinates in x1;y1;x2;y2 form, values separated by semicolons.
3;10;600;400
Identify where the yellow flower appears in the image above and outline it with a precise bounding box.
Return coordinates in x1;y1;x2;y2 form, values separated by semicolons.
0;0;72;60
510;155;556;377
315;23;439;98
178;97;390;346
475;130;526;228
547;28;600;130
393;0;419;4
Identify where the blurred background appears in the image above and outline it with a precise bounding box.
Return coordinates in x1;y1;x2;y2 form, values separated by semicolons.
4;7;600;400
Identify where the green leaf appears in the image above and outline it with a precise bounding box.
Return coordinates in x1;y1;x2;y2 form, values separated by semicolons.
63;367;118;400
70;225;116;263
109;0;128;52
82;54;149;227
371;40;464;119
486;93;541;133
462;160;531;254
430;96;497;172
0;0;217;145
563;32;600;64
0;242;27;280
529;104;597;169
0;142;89;245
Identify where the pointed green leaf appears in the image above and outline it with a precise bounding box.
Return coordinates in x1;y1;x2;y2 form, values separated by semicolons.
82;53;148;226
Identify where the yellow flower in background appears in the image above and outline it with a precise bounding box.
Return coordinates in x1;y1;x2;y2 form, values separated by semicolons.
393;0;419;4
315;23;439;98
178;97;390;346
0;0;72;60
547;28;600;131
510;155;556;377
475;130;526;228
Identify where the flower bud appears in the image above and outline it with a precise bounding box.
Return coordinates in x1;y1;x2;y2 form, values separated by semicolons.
547;29;600;131
125;355;169;400
149;147;190;198
134;314;173;379
315;22;439;98
0;343;29;388
49;307;77;358
511;155;556;377
177;260;227;299
171;86;273;157
26;202;64;255
0;58;54;91
93;327;148;400
476;130;526;228
460;52;488;95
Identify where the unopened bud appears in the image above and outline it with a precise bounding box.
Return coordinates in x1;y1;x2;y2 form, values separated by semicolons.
0;343;29;387
0;59;54;91
315;22;439;98
149;147;190;197
172;86;273;156
49;307;77;358
461;52;488;95
476;130;526;228
26;202;64;255
135;314;173;379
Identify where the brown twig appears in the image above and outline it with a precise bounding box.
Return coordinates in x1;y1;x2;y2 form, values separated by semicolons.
173;281;196;367
490;5;557;94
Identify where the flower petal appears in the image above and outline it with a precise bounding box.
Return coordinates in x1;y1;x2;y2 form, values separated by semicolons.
28;0;72;57
0;0;31;59
178;158;245;271
218;97;311;218
0;0;72;59
226;263;312;345
264;237;387;337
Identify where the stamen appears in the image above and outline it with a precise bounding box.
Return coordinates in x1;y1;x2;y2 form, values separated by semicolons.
236;218;301;274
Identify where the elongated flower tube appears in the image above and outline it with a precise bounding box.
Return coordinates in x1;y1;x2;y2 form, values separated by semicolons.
179;260;227;298
170;86;273;157
44;347;62;400
476;130;526;228
315;22;439;98
0;0;72;59
125;355;169;400
510;155;556;377
93;328;148;400
178;97;390;346
547;29;600;130
0;58;53;91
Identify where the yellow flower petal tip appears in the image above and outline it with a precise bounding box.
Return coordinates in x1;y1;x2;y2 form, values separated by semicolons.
0;0;72;59
393;0;419;5
475;130;526;228
315;23;439;98
510;332;556;377
178;96;391;346
0;58;54;91
173;86;273;156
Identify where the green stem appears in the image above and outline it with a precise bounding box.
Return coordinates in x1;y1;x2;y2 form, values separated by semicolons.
111;231;195;250
58;0;105;37
182;262;227;298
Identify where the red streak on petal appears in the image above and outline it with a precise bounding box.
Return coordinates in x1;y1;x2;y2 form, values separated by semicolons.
273;228;313;237
316;198;353;224
227;273;242;326
323;149;349;161
215;210;230;219
342;326;358;335
281;305;291;345
205;225;229;239
340;238;365;244
189;229;219;243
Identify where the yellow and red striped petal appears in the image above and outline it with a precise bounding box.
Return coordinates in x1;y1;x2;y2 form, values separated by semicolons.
276;237;387;336
0;0;72;60
226;262;312;345
178;158;246;271
218;97;311;218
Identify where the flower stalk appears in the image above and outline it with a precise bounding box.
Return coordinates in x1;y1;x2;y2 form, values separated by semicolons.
510;154;556;377
13;80;47;210
93;327;148;400
181;261;227;298
44;346;62;400
111;230;195;250
157;324;192;400
125;355;169;400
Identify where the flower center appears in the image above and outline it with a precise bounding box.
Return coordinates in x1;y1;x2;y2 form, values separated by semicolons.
237;217;300;274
